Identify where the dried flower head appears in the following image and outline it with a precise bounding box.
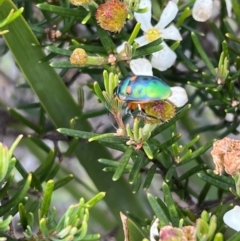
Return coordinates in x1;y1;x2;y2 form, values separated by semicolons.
211;137;240;175
182;226;196;241
143;101;176;124
70;48;88;66
95;0;128;32
159;226;186;241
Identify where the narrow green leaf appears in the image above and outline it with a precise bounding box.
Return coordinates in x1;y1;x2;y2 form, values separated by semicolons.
134;44;163;58
58;128;98;139
31;172;43;192
18;203;28;230
232;0;240;26
132;174;142;194
28;136;51;153
162;183;179;227
179;164;206;181
142;142;154;159
50;60;77;68
176;48;198;72
165;164;175;182
181;139;215;164
198;182;211;206
0;173;32;216
64;138;79;156
99;158;133;169
93;81;107;106
176;7;191;27
54;174;73;190
147;193;169;227
128;153;144;184
15;158;28;178
180;135;200;153
112;147;133;181
40;180;54;218
39;218;49;237
128;23;141;45
206;170;235;187
88;133;116;142
103;167;131;173
227;232;240;241
85;192;106;209
79;234;101;240
46;46;72;56
191;32;216;76
198;172;230;191
0;172;14;200
37;3;87;19
143;164;156;190
158;133;182;152
34;149;55;176
8;108;42;133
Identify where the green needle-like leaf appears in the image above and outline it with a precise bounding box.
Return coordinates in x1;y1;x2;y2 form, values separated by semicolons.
40;180;54;218
147;193;169;227
162;182;179;227
191;32;216;76
113;147;133;181
0;173;32;216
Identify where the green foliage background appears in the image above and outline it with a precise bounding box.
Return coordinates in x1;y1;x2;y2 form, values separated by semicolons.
0;0;240;240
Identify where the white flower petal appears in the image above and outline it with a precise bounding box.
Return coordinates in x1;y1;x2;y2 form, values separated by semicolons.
223;206;240;231
150;218;159;241
116;41;127;53
130;58;153;75
225;0;232;17
151;42;176;71
167;87;188;107
155;1;178;30
134;0;152;32
161;24;182;41
135;35;148;46
225;113;234;122
192;0;213;22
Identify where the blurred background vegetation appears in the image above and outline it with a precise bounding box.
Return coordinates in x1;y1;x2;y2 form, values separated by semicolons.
1;0;240;240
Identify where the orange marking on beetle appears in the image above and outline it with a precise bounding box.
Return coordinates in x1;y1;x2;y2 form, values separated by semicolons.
126;86;132;94
130;76;137;81
127;102;145;111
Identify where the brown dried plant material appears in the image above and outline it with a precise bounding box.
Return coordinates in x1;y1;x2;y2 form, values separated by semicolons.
159;226;186;241
182;226;196;241
211;137;240;175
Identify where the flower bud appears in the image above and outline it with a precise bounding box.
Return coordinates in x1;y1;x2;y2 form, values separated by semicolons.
70;48;88;66
70;48;109;66
95;0;128;32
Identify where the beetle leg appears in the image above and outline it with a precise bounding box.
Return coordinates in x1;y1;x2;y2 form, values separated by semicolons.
125;106;134;118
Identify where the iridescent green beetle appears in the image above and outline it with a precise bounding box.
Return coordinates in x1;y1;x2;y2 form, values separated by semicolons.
114;75;172;115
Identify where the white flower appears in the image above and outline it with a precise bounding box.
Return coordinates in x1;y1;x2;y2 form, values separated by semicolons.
130;58;188;107
150;218;159;241
117;0;182;71
223;206;240;231
192;0;232;22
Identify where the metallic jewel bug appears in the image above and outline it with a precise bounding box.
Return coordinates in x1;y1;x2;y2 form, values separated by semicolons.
114;75;172;118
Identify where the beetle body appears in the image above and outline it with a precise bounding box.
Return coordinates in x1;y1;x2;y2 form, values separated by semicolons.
114;75;172;103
